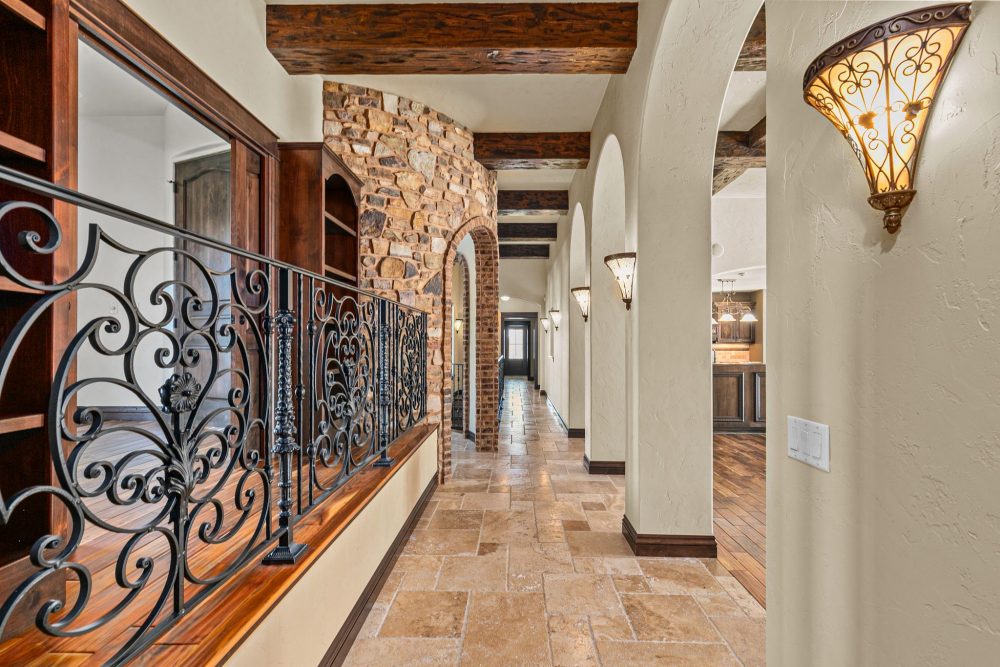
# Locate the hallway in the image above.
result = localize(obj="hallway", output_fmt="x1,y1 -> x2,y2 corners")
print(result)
344,379 -> 764,666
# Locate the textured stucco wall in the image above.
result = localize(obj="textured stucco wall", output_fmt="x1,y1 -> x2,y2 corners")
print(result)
768,1 -> 1000,664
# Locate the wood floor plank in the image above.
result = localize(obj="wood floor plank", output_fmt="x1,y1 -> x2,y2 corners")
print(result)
714,432 -> 766,607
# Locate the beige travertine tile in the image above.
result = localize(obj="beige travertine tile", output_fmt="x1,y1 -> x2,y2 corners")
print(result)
344,638 -> 461,667
428,509 -> 484,530
620,594 -> 721,642
405,529 -> 480,556
573,557 -> 643,575
548,614 -> 599,667
460,592 -> 549,666
394,554 -> 444,573
509,542 -> 575,576
437,551 -> 508,592
379,591 -> 468,638
480,510 -> 538,543
552,479 -> 619,495
612,575 -> 651,593
566,530 -> 634,558
461,491 -> 511,510
543,574 -> 623,616
399,569 -> 441,591
356,601 -> 389,639
638,558 -> 726,595
595,640 -> 739,667
695,592 -> 746,617
589,612 -> 634,641
584,510 -> 623,532
717,574 -> 767,618
712,616 -> 766,667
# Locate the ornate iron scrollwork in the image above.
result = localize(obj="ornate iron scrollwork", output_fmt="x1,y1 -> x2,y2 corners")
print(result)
0,165 -> 428,665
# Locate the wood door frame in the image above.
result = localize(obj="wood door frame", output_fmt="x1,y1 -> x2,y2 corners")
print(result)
69,0 -> 278,258
501,312 -> 538,383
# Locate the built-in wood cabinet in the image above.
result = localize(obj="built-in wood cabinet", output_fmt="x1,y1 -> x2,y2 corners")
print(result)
713,363 -> 765,432
276,142 -> 362,284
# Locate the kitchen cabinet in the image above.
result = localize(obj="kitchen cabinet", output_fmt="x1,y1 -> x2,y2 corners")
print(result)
713,363 -> 765,432
712,302 -> 756,343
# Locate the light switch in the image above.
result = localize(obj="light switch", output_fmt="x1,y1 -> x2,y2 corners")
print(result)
787,416 -> 830,472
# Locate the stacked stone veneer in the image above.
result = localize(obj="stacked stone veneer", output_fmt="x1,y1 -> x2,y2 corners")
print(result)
322,82 -> 500,475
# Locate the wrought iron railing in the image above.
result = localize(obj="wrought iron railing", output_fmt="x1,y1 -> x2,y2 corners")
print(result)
498,355 -> 505,421
0,166 -> 427,664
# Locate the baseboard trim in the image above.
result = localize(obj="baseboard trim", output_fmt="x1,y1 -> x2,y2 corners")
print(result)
567,428 -> 585,439
464,430 -> 476,443
583,455 -> 624,475
534,383 -> 540,390
320,475 -> 438,666
539,389 -> 547,396
622,515 -> 717,558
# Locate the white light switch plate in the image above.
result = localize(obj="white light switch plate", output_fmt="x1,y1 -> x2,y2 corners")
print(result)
787,416 -> 830,472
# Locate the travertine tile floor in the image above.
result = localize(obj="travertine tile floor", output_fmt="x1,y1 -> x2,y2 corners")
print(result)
344,379 -> 765,666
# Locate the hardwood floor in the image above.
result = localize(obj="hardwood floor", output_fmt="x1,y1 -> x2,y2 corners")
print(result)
713,432 -> 766,607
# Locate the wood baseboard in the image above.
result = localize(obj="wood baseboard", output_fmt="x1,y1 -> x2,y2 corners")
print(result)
320,475 -> 438,666
583,455 -> 624,475
567,428 -> 585,439
539,389 -> 547,396
622,515 -> 717,558
464,430 -> 476,442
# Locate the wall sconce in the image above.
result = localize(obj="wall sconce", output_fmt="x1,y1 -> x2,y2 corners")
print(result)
603,252 -> 636,310
549,309 -> 562,331
571,287 -> 591,322
540,317 -> 550,333
454,318 -> 463,333
803,3 -> 972,234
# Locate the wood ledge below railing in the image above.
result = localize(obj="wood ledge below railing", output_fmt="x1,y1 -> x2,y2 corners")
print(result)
151,422 -> 438,665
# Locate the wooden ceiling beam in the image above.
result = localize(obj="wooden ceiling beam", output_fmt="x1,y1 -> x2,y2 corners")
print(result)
498,223 -> 558,242
497,191 -> 569,216
713,117 -> 765,194
476,133 -> 589,170
735,6 -> 766,71
267,3 -> 638,75
499,244 -> 550,259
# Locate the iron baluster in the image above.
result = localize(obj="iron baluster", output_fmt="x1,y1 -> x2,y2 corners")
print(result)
262,269 -> 307,564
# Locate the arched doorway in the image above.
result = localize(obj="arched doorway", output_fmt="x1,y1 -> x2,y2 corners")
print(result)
588,136 -> 627,471
441,218 -> 500,480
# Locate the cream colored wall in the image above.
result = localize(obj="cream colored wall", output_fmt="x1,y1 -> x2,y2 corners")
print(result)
123,0 -> 322,141
768,1 -> 1000,665
227,428 -> 439,667
542,0 -> 759,537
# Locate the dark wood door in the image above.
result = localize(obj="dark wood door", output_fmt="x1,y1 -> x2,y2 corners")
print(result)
173,151 -> 232,411
503,322 -> 530,376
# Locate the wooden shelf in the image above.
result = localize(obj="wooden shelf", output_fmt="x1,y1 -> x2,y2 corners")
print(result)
0,129 -> 46,163
0,0 -> 46,31
325,211 -> 356,237
324,265 -> 357,282
0,413 -> 44,435
0,276 -> 44,295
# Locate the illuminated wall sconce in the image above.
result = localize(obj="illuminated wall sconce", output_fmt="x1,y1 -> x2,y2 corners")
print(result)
454,318 -> 463,333
549,309 -> 562,331
571,287 -> 591,322
541,317 -> 550,333
603,252 -> 637,310
803,3 -> 972,234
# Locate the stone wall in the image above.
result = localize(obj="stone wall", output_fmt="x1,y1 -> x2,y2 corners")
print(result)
322,82 -> 499,472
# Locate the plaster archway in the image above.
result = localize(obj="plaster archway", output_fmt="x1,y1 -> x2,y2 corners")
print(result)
589,136 -> 628,469
623,0 -> 764,539
567,204 -> 589,440
442,217 -> 500,480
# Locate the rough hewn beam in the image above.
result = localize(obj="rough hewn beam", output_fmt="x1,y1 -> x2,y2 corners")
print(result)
498,223 -> 558,242
267,3 -> 638,75
476,133 -> 590,170
713,118 -> 765,194
497,191 -> 569,216
736,6 -> 766,71
499,244 -> 550,259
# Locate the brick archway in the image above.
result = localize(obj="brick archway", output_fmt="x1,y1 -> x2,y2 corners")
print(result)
441,217 -> 500,481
